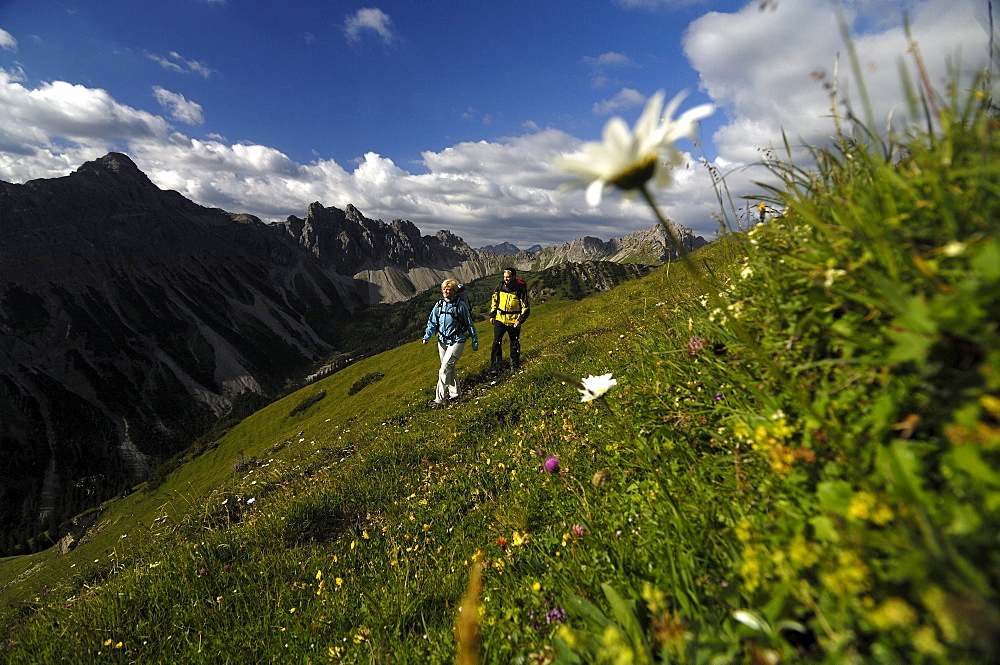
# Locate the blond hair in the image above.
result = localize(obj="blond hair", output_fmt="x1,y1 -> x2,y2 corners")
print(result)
441,279 -> 459,290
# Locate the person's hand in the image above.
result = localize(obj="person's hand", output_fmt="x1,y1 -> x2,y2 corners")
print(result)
513,321 -> 521,328
422,339 -> 428,345
489,318 -> 495,325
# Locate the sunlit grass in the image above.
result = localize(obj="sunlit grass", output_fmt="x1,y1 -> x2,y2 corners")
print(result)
0,241 -> 742,662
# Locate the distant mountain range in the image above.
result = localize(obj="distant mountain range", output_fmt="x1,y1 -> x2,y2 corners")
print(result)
478,242 -> 544,255
0,152 -> 708,552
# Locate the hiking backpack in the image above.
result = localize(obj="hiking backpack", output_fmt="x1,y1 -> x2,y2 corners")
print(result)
456,282 -> 471,313
436,285 -> 472,337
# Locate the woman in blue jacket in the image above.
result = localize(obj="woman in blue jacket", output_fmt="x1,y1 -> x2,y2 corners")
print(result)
422,279 -> 478,406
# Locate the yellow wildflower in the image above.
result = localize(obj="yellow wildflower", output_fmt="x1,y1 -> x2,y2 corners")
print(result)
819,549 -> 870,595
734,520 -> 753,542
641,582 -> 667,614
921,586 -> 959,643
868,597 -> 917,630
981,394 -> 1000,419
740,546 -> 763,593
847,492 -> 875,521
912,625 -> 946,657
871,503 -> 894,525
788,534 -> 819,568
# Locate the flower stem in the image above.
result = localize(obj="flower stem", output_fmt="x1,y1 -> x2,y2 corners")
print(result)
597,395 -> 634,440
639,183 -> 711,293
637,184 -> 788,391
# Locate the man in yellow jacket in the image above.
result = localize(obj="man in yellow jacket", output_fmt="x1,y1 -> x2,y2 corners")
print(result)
489,268 -> 530,372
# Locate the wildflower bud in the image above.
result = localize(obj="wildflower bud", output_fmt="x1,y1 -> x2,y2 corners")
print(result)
571,524 -> 586,538
591,470 -> 611,487
687,336 -> 706,356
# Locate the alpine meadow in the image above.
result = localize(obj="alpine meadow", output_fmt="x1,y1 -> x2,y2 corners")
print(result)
2,35 -> 1000,665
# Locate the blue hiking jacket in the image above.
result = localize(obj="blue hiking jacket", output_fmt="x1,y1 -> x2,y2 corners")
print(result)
423,297 -> 478,347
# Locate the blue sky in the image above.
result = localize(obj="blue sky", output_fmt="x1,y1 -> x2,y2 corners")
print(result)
0,0 -> 992,248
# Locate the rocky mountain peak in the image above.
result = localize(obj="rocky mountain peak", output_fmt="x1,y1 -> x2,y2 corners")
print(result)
87,151 -> 143,175
68,152 -> 160,192
479,241 -> 522,255
434,229 -> 466,249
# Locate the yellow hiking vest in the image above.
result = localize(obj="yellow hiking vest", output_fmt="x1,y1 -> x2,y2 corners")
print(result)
491,288 -> 525,326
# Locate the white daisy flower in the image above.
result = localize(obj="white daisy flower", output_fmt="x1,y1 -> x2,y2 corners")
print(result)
554,91 -> 713,206
579,373 -> 618,402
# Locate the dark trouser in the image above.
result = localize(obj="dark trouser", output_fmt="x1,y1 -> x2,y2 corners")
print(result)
491,321 -> 521,370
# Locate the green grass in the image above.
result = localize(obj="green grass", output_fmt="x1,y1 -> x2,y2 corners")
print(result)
1,80 -> 998,664
0,241 -> 736,663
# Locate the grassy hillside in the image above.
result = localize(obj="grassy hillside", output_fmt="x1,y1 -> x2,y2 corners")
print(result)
2,86 -> 998,664
0,244 -> 735,663
333,261 -> 654,364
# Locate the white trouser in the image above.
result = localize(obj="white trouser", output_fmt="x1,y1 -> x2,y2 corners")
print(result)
436,341 -> 465,403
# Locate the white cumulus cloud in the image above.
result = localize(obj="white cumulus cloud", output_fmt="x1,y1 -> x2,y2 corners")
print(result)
0,0 -> 991,250
152,87 -> 204,125
344,8 -> 395,44
146,51 -> 213,78
684,0 -> 992,163
592,88 -> 646,115
0,28 -> 17,51
584,51 -> 634,67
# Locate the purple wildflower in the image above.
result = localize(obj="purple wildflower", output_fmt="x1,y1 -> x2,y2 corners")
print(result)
714,392 -> 723,402
687,336 -> 707,356
571,524 -> 586,538
546,606 -> 568,624
544,456 -> 560,473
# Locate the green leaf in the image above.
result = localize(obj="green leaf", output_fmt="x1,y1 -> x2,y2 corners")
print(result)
552,633 -> 584,664
945,502 -> 983,536
886,328 -> 935,363
972,238 -> 1000,279
886,293 -> 938,363
816,479 -> 853,515
878,440 -> 926,504
809,515 -> 841,543
601,583 -> 650,663
947,445 -> 1000,487
566,594 -> 613,629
